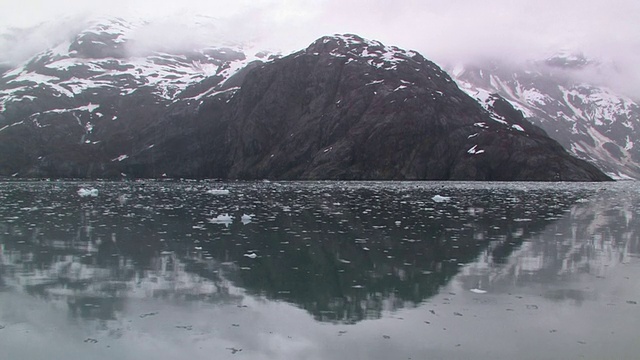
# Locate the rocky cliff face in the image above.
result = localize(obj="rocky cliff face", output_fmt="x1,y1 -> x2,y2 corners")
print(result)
138,35 -> 608,181
0,20 -> 611,181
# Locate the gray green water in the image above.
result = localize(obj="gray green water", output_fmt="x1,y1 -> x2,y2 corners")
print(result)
1,180 -> 639,359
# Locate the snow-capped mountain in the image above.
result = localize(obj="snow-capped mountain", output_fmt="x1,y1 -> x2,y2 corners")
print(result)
0,16 -> 273,111
0,17 -> 277,177
449,54 -> 640,180
0,18 -> 609,181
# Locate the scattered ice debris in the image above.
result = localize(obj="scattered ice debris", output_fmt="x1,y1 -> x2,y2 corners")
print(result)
208,214 -> 233,223
432,195 -> 451,203
352,285 -> 364,289
244,252 -> 257,259
77,188 -> 98,197
338,259 -> 351,264
206,189 -> 230,195
470,288 -> 487,294
512,124 -> 525,132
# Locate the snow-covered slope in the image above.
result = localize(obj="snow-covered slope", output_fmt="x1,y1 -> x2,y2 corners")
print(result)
0,16 -> 274,113
449,55 -> 640,180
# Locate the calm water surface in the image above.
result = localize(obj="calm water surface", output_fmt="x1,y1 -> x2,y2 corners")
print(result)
1,180 -> 639,359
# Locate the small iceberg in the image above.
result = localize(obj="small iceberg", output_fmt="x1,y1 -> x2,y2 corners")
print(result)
244,252 -> 257,259
432,195 -> 450,203
241,214 -> 254,224
207,189 -> 230,195
77,188 -> 99,197
208,214 -> 233,224
470,288 -> 487,294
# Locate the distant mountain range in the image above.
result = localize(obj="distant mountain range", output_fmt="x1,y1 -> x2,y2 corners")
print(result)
0,17 -> 613,181
449,53 -> 640,180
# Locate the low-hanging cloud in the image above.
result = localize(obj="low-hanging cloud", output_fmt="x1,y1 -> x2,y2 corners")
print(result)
2,0 -> 639,96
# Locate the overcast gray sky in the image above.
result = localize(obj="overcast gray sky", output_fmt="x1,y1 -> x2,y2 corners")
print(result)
2,0 -> 640,93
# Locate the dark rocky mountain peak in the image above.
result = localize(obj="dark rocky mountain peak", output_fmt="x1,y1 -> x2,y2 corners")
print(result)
137,34 -> 609,181
0,31 -> 611,181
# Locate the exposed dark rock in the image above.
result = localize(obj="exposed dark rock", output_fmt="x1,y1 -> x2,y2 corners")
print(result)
0,29 -> 612,181
140,35 -> 609,181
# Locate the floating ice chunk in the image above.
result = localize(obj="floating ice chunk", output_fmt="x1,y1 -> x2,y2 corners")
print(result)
511,124 -> 525,132
112,154 -> 129,162
208,214 -> 233,223
339,259 -> 351,264
77,188 -> 98,197
432,195 -> 450,203
206,189 -> 230,195
470,288 -> 487,294
241,214 -> 254,224
244,252 -> 257,259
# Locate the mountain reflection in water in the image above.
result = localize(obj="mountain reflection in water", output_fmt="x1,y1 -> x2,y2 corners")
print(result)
1,181 -> 639,360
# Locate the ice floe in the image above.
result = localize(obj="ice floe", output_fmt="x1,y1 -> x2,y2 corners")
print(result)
208,214 -> 233,223
206,189 -> 230,195
432,195 -> 451,203
241,214 -> 253,224
77,188 -> 99,197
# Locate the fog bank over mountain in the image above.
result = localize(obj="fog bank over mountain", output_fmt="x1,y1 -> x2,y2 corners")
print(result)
2,0 -> 639,97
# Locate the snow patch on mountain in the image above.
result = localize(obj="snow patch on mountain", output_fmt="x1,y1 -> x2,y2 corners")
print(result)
314,34 -> 430,73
